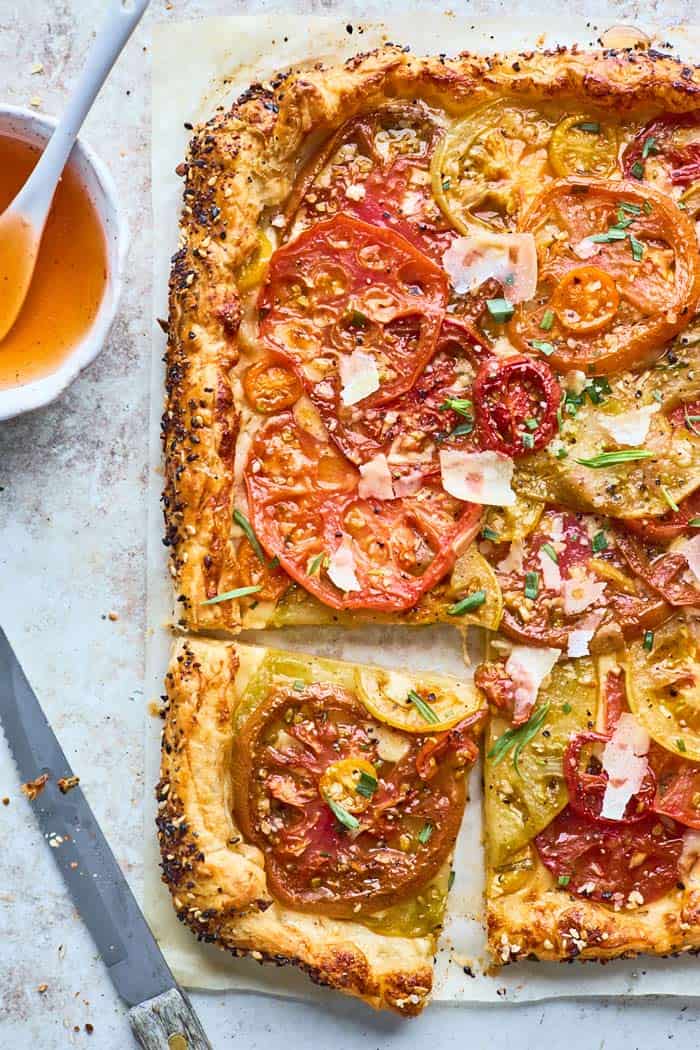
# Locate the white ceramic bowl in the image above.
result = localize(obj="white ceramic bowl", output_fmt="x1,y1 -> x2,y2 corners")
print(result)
0,107 -> 127,421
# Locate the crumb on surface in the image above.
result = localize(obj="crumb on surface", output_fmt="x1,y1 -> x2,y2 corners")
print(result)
21,773 -> 49,800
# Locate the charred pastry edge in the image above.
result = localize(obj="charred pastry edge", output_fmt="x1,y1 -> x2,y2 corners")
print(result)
158,635 -> 485,1016
163,44 -> 700,635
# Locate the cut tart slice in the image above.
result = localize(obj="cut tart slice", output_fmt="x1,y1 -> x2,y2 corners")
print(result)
483,635 -> 700,964
158,637 -> 485,1015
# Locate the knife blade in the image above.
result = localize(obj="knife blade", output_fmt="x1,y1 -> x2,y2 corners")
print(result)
0,627 -> 212,1050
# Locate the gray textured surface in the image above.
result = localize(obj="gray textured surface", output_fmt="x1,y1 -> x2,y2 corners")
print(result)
0,1 -> 699,1046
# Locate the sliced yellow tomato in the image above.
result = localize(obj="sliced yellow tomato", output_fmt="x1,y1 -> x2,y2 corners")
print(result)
362,862 -> 451,939
237,230 -> 273,292
488,843 -> 536,895
319,757 -> 378,814
243,357 -> 302,413
431,100 -> 553,233
484,658 -> 598,867
483,494 -> 544,543
445,545 -> 503,630
548,114 -> 618,178
355,666 -> 484,733
626,616 -> 700,761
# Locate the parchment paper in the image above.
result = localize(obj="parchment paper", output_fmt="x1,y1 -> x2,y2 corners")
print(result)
146,13 -> 700,1004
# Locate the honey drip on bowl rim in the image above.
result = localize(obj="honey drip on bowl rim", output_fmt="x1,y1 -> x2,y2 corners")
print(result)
0,134 -> 108,391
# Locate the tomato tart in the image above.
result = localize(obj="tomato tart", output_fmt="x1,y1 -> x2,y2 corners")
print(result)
162,42 -> 700,993
157,638 -> 485,1014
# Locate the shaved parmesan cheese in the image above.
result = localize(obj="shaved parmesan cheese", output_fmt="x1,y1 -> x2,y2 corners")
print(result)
442,232 -> 537,304
358,453 -> 395,500
506,645 -> 561,724
345,183 -> 366,201
600,713 -> 650,821
600,404 -> 659,446
538,548 -> 562,592
681,533 -> 700,583
327,536 -> 361,593
563,574 -> 606,615
373,724 -> 412,763
498,538 -> 524,575
439,449 -> 516,506
567,628 -> 595,658
573,236 -> 600,260
339,350 -> 380,406
392,470 -> 424,498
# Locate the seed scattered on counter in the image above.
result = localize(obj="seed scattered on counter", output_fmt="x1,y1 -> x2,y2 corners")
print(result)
85,1023 -> 94,1034
30,62 -> 44,74
37,983 -> 48,994
2,797 -> 9,806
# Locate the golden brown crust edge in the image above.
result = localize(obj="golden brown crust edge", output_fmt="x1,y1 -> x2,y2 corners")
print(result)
157,636 -> 437,1016
487,857 -> 700,966
162,44 -> 700,635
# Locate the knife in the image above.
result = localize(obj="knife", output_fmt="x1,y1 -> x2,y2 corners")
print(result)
0,627 -> 212,1050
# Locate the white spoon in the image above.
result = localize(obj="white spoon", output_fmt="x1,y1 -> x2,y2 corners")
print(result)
0,0 -> 150,343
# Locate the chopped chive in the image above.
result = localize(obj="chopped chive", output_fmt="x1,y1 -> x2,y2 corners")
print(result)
448,870 -> 456,891
652,390 -> 663,403
575,450 -> 654,468
447,589 -> 487,616
347,308 -> 369,328
524,571 -> 539,600
530,339 -> 555,356
306,551 -> 327,576
418,822 -> 434,845
488,702 -> 551,776
293,679 -> 305,691
629,234 -> 644,261
643,200 -> 653,215
562,702 -> 572,714
592,530 -> 608,553
689,518 -> 700,527
481,526 -> 501,542
643,630 -> 654,652
575,121 -> 600,133
555,447 -> 568,459
525,417 -> 539,431
442,177 -> 451,191
540,309 -> 555,331
619,201 -> 642,215
356,771 -> 378,798
407,689 -> 441,725
642,136 -> 658,160
661,485 -> 680,512
440,397 -> 473,416
233,508 -> 268,565
486,298 -> 514,322
613,213 -> 634,230
677,738 -> 687,754
522,432 -> 535,449
630,160 -> 645,179
558,875 -> 571,887
326,798 -> 360,831
684,409 -> 700,437
541,542 -> 558,564
448,420 -> 475,439
201,584 -> 263,605
591,228 -> 627,243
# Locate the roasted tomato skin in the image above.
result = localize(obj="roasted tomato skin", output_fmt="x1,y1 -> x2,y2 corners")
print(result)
535,805 -> 684,905
563,730 -> 656,825
473,355 -> 560,457
232,682 -> 474,918
614,529 -> 700,607
651,746 -> 700,830
622,488 -> 700,544
622,112 -> 700,186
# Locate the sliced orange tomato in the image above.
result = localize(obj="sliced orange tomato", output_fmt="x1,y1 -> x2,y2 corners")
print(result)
242,357 -> 302,414
319,757 -> 379,815
549,265 -> 619,336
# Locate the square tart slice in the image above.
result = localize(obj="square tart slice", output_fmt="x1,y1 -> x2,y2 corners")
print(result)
484,646 -> 700,966
158,637 -> 485,1015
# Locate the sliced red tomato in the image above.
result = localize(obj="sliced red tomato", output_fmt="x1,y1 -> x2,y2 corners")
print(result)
315,314 -> 489,471
244,411 -> 482,612
603,668 -> 625,734
259,213 -> 448,417
623,488 -> 700,544
472,355 -> 560,457
650,744 -> 700,830
564,730 -> 656,824
284,102 -> 454,261
490,509 -> 669,649
535,805 -> 684,905
623,112 -> 700,186
231,681 -> 473,917
510,178 -> 700,374
615,529 -> 700,607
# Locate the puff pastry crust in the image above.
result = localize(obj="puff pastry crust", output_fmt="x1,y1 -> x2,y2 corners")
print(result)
158,636 -> 481,1015
163,44 -> 700,635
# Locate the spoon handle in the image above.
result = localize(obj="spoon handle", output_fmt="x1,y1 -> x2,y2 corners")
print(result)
19,0 -> 151,225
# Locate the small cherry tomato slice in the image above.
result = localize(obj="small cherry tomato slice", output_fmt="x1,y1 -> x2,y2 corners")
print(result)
473,355 -> 560,456
259,213 -> 448,412
535,805 -> 684,905
549,265 -> 620,335
245,412 -> 482,612
623,112 -> 700,187
242,357 -> 302,413
510,178 -> 700,374
284,102 -> 453,262
548,115 -> 618,178
237,230 -> 274,292
650,745 -> 700,830
491,509 -> 670,650
615,529 -> 700,607
232,681 -> 472,918
564,730 -> 656,824
622,488 -> 700,544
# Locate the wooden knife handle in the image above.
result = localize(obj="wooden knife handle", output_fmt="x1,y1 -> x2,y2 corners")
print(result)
128,987 -> 213,1050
